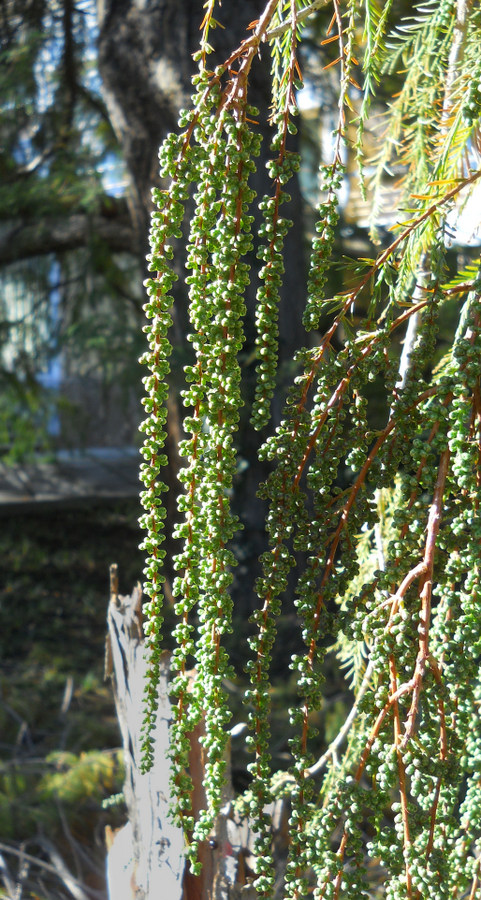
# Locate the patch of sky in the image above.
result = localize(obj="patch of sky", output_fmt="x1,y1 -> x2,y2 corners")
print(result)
29,0 -> 127,195
445,145 -> 481,247
297,76 -> 349,210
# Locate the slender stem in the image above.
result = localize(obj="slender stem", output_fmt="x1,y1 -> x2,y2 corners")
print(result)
390,655 -> 413,898
468,859 -> 481,900
395,259 -> 430,392
305,656 -> 375,777
266,0 -> 332,40
424,656 -> 449,861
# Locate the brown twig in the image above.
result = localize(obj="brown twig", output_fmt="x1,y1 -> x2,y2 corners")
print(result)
390,655 -> 414,898
424,656 -> 449,861
402,448 -> 450,745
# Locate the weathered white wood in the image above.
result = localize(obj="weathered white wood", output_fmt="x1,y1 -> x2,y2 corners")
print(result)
105,578 -> 185,900
105,572 -> 289,899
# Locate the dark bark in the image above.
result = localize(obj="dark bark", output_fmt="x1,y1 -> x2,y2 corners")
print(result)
62,0 -> 77,127
96,0 -> 197,241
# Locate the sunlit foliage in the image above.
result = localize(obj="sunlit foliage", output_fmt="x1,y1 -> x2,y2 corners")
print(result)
139,2 -> 481,897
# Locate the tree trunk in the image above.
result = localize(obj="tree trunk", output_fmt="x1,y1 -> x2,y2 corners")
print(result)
96,0 -> 305,346
105,570 -> 289,899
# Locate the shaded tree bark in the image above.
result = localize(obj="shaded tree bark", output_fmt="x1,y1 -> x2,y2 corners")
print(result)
96,0 -> 195,242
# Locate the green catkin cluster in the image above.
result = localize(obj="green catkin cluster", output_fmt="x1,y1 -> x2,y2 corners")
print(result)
167,83 -> 262,866
251,9 -> 301,431
137,3 -> 481,897
139,130 -> 194,769
246,399 -> 308,893
461,54 -> 481,126
303,0 -> 358,334
305,293 -> 481,900
251,113 -> 300,431
459,5 -> 481,126
302,163 -> 345,332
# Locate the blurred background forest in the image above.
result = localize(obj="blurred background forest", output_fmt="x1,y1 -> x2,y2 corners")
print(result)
1,1 -> 480,897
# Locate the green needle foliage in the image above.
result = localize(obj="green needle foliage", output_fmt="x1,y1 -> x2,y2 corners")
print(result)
138,1 -> 481,897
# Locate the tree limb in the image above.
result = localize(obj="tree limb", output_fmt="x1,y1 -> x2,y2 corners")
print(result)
0,212 -> 139,265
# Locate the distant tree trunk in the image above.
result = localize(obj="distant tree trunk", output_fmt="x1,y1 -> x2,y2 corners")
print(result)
96,0 -> 305,343
105,570 -> 289,899
96,1 -> 307,613
96,0 -> 194,243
